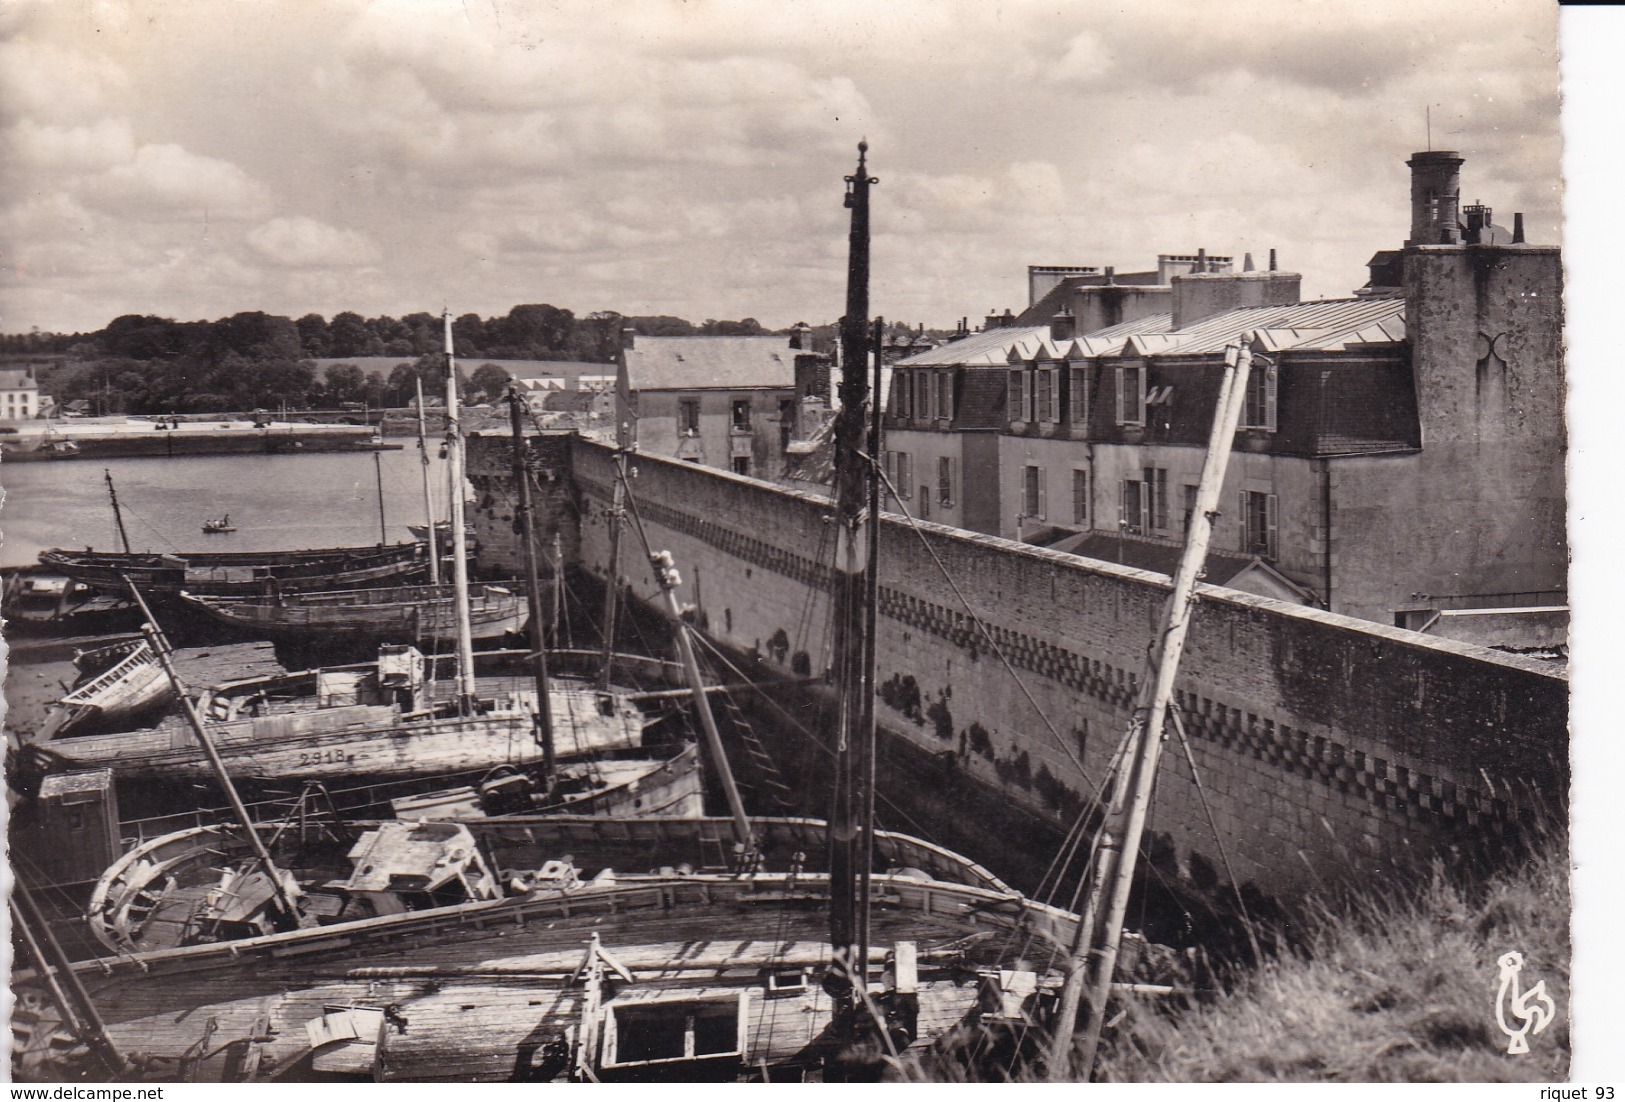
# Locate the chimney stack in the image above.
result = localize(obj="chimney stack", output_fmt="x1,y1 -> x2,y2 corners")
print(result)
1406,150 -> 1465,247
1513,212 -> 1525,244
1269,248 -> 1278,271
1196,247 -> 1208,273
621,324 -> 638,350
1050,306 -> 1075,343
790,321 -> 813,350
1104,265 -> 1116,285
1243,252 -> 1256,273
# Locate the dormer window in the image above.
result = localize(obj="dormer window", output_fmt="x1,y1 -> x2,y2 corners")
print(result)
1038,368 -> 1058,424
1008,369 -> 1027,424
1240,361 -> 1278,432
1115,365 -> 1146,426
1069,365 -> 1090,427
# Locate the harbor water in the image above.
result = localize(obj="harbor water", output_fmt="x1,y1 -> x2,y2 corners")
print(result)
0,446 -> 452,569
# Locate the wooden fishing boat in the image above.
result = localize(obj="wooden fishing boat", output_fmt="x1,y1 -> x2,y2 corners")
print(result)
36,638 -> 174,739
200,515 -> 236,534
16,814 -> 1076,1083
31,645 -> 658,784
38,541 -> 427,599
85,750 -> 711,955
178,580 -> 529,644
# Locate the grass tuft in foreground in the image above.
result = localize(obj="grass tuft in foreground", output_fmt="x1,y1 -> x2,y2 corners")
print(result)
1094,824 -> 1569,1083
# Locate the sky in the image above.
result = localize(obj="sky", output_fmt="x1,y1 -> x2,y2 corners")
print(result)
0,0 -> 1562,335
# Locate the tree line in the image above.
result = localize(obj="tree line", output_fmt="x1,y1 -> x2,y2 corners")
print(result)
11,306 -> 778,416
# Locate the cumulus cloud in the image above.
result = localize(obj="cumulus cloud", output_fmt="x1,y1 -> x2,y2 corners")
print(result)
76,143 -> 271,219
247,216 -> 381,268
0,0 -> 1563,332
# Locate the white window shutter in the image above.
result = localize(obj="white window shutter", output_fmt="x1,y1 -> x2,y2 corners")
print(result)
1266,492 -> 1279,557
1265,365 -> 1279,432
1120,480 -> 1129,525
1239,491 -> 1248,550
1036,468 -> 1047,519
1135,368 -> 1147,425
1115,368 -> 1125,423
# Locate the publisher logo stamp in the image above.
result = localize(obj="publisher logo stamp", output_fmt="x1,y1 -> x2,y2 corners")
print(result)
1494,950 -> 1555,1055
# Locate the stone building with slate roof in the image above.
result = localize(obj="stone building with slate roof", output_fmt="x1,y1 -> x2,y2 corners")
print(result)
883,149 -> 1563,634
621,325 -> 825,483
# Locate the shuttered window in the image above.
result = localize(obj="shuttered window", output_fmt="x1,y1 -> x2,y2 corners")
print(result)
1115,365 -> 1146,426
1144,466 -> 1168,530
1022,465 -> 1046,519
1119,479 -> 1145,534
1069,366 -> 1089,426
1241,490 -> 1279,558
1241,362 -> 1279,431
1038,369 -> 1057,423
1008,370 -> 1026,424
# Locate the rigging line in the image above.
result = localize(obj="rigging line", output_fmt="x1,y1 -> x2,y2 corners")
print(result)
685,627 -> 940,844
998,723 -> 1142,975
1167,703 -> 1263,963
117,502 -> 180,553
870,459 -> 1201,930
869,461 -> 1102,798
11,851 -> 149,972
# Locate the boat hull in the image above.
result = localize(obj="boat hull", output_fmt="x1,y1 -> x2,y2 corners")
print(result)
39,542 -> 426,598
21,817 -> 1065,1083
41,639 -> 174,738
39,685 -> 647,784
180,581 -> 531,644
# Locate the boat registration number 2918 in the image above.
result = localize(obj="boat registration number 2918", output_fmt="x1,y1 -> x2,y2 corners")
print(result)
296,749 -> 357,767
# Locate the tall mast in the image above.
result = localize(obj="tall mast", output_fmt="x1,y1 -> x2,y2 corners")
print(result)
827,140 -> 878,1013
598,334 -> 633,689
444,310 -> 477,713
416,375 -> 441,586
125,580 -> 304,931
103,468 -> 131,554
507,386 -> 557,788
1046,336 -> 1257,1079
11,887 -> 127,1077
374,450 -> 388,545
857,314 -> 884,971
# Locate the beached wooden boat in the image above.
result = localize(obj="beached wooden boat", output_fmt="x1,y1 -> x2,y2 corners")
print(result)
85,746 -> 709,955
37,638 -> 174,739
15,814 -> 1076,1083
32,645 -> 663,785
38,542 -> 427,599
178,580 -> 529,644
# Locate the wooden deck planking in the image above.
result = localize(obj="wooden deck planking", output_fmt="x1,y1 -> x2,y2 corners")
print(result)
81,896 -> 1000,1077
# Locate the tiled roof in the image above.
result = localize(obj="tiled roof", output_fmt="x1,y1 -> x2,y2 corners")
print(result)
0,368 -> 37,389
626,336 -> 797,390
